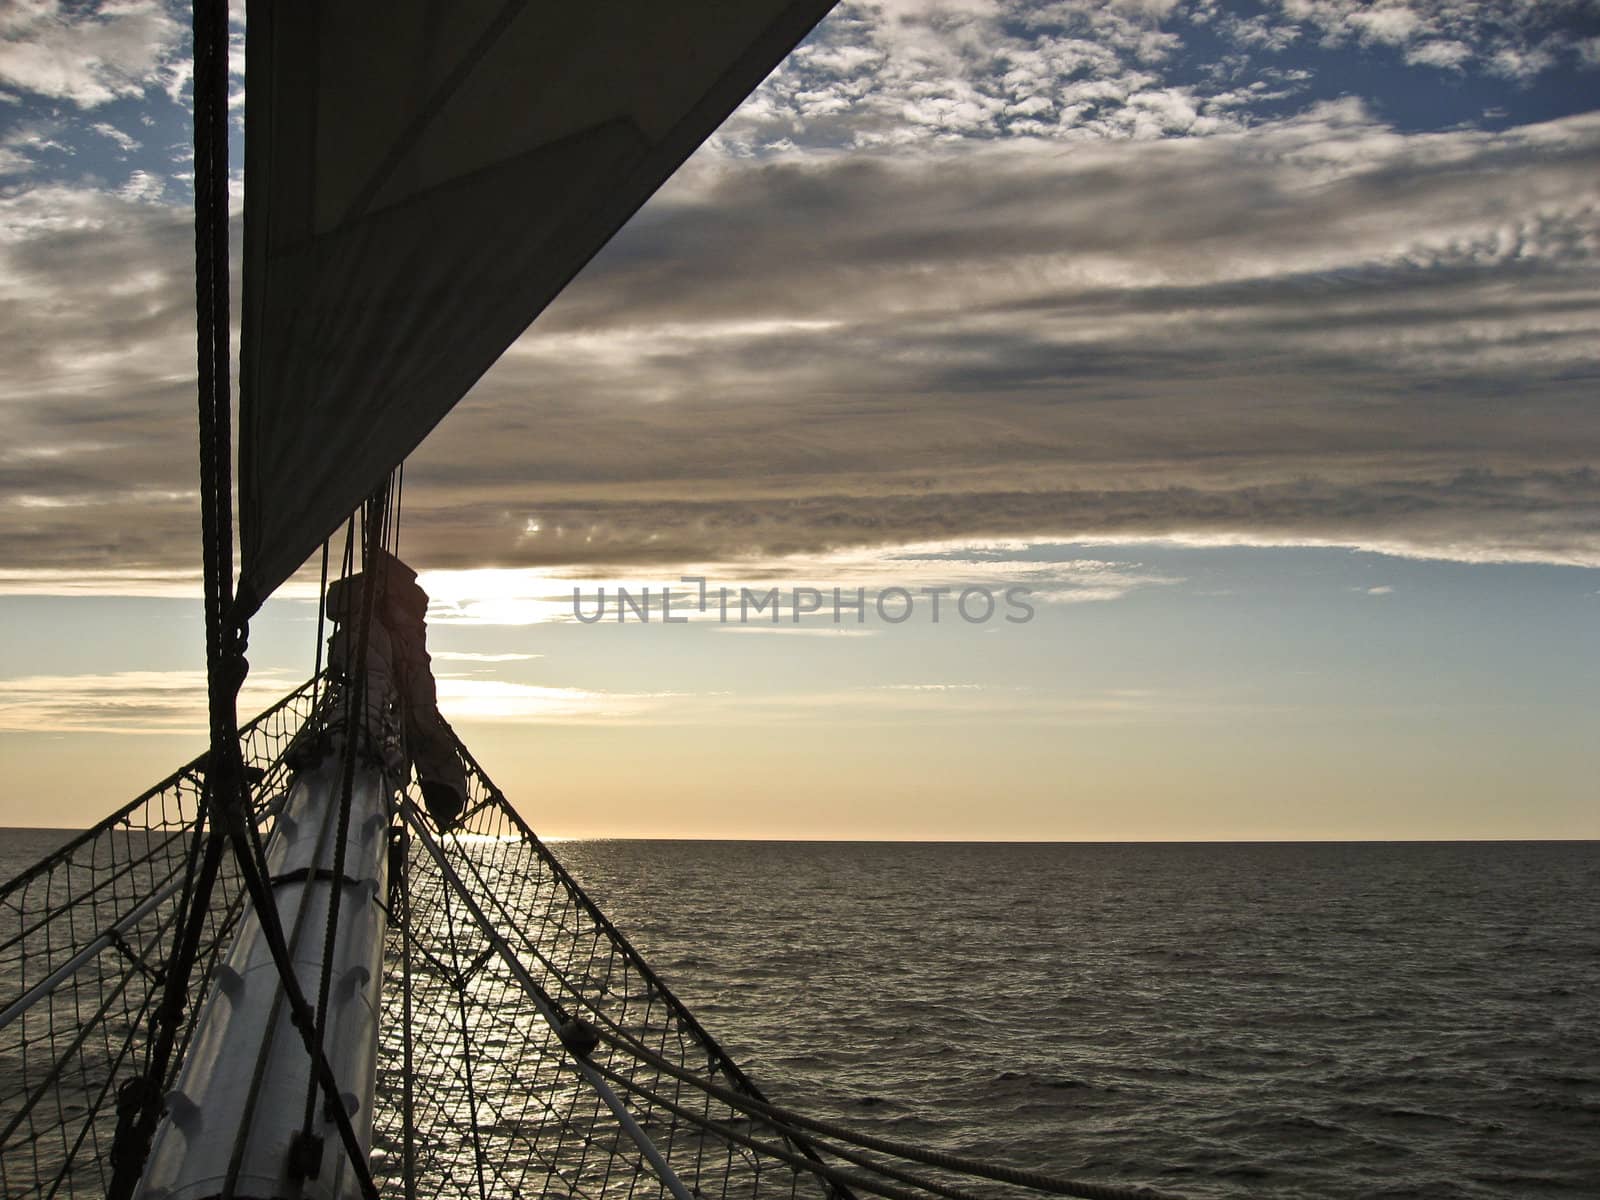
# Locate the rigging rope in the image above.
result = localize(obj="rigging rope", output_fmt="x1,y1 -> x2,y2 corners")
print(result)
162,4 -> 381,1193
585,1024 -> 1183,1200
590,1060 -> 984,1200
392,462 -> 404,556
300,487 -> 387,1161
106,5 -> 239,1192
310,536 -> 331,722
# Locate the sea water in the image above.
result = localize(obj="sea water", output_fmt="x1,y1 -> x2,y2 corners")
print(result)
553,839 -> 1600,1199
4,834 -> 1596,1198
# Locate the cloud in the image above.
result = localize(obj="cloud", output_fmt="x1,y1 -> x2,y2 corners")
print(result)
90,121 -> 140,153
705,0 -> 1597,157
416,542 -> 1175,626
1268,0 -> 1595,77
714,625 -> 880,637
0,665 -> 660,732
118,168 -> 165,201
432,678 -> 677,724
430,651 -> 544,663
0,1 -> 184,109
0,99 -> 1598,592
1406,39 -> 1472,70
0,667 -> 300,734
433,675 -> 1250,729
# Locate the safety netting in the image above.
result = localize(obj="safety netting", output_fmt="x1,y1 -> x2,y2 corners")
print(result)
0,681 -> 842,1200
376,742 -> 842,1200
0,678 -> 322,1199
3,676 -> 1164,1200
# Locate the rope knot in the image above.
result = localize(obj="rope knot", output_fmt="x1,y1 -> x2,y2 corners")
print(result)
558,1015 -> 601,1061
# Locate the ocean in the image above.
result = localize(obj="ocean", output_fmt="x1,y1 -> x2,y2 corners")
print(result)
3,833 -> 1597,1198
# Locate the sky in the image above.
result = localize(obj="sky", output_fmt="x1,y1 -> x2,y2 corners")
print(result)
0,0 -> 1597,839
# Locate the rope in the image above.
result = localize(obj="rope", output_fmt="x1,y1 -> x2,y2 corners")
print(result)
180,1 -> 376,1188
224,776 -> 346,1197
311,537 -> 330,721
395,827 -> 418,1200
392,463 -> 404,556
587,1025 -> 1182,1200
300,490 -> 385,1151
590,1060 -> 966,1200
213,799 -> 380,1200
428,733 -> 858,1199
593,1059 -> 989,1200
107,5 -> 238,1190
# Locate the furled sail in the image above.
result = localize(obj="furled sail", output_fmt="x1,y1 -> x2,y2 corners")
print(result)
236,0 -> 837,617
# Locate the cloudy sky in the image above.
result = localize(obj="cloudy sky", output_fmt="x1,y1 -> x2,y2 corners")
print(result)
1,0 -> 1596,838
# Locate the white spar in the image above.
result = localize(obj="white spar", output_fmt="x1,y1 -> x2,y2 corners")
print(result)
136,756 -> 391,1200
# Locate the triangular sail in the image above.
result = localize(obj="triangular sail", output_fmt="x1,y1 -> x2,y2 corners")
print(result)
236,0 -> 838,617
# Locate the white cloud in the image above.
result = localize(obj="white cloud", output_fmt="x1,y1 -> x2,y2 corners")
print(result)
433,678 -> 680,724
1488,43 -> 1555,81
0,54 -> 1597,589
118,168 -> 164,202
89,121 -> 140,153
408,542 -> 1177,627
713,625 -> 880,637
1346,5 -> 1424,47
1406,39 -> 1472,69
0,0 -> 184,108
430,651 -> 544,663
0,668 -> 301,734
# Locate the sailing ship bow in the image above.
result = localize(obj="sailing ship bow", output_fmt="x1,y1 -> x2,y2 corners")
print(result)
1,6 -> 1188,1198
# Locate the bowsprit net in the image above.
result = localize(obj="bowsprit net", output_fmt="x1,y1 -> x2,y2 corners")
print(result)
0,679 -> 323,1199
3,677 -> 1176,1200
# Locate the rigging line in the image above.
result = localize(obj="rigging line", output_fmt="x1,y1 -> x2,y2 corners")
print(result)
192,0 -> 222,658
224,763 -> 349,1200
439,874 -> 491,1200
342,511 -> 356,588
429,738 -> 857,1199
421,812 -> 818,1173
600,1051 -> 1089,1200
754,1117 -> 992,1200
443,745 -> 764,1088
586,1026 -> 1185,1200
590,1062 -> 951,1200
210,796 -> 380,1200
104,834 -> 226,1200
301,489 -> 385,1145
1,873 -> 192,1152
392,462 -> 404,557
312,537 -> 331,720
394,795 -> 697,1200
396,827 -> 417,1200
0,875 -> 182,1033
423,824 -> 825,1181
41,953 -> 169,1200
1,822 -> 196,969
384,470 -> 396,556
